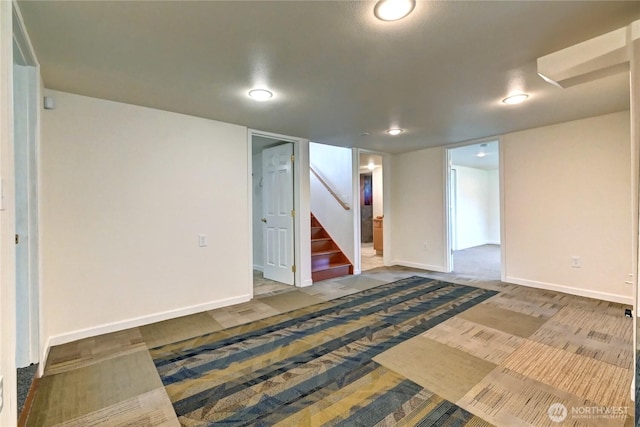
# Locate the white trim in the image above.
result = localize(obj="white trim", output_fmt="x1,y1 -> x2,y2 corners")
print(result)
391,259 -> 446,273
41,294 -> 251,367
498,136 -> 507,282
505,276 -> 633,305
299,278 -> 313,288
443,149 -> 452,272
253,264 -> 264,272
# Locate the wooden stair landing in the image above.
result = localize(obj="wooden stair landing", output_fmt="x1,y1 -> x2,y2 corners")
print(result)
311,214 -> 353,282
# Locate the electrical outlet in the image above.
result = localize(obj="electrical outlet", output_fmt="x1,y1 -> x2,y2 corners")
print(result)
198,234 -> 208,247
423,242 -> 428,251
571,256 -> 581,268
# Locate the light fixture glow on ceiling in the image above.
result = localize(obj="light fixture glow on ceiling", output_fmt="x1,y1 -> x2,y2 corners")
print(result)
248,88 -> 273,101
374,0 -> 416,21
476,143 -> 488,157
386,128 -> 404,136
367,162 -> 375,171
502,93 -> 529,105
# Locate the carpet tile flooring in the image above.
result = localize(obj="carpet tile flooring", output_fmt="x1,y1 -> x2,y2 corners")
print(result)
22,265 -> 634,426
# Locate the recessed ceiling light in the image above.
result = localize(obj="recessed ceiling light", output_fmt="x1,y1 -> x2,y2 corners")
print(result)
386,128 -> 404,136
502,93 -> 529,105
476,152 -> 487,158
248,88 -> 273,101
374,0 -> 416,21
367,162 -> 375,171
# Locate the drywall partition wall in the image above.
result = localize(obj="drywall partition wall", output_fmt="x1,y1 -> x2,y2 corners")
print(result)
252,151 -> 263,270
309,142 -> 354,263
487,169 -> 500,244
40,90 -> 251,349
390,146 -> 446,271
503,111 -> 632,303
453,165 -> 489,250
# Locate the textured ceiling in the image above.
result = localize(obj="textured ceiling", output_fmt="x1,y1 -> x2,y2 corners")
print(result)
17,1 -> 640,154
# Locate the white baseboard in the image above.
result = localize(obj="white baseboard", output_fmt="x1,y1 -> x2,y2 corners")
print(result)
486,240 -> 501,245
505,276 -> 633,305
299,278 -> 313,288
253,264 -> 264,272
391,260 -> 446,273
41,294 -> 251,368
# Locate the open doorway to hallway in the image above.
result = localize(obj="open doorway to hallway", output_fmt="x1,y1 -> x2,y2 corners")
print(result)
359,153 -> 384,271
447,141 -> 502,280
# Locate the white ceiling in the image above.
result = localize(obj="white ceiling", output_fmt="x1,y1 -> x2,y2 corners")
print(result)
17,1 -> 639,154
450,141 -> 499,170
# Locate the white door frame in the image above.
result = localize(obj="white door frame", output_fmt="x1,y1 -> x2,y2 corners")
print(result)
352,148 -> 391,274
13,3 -> 41,368
444,138 -> 505,281
247,129 -> 312,294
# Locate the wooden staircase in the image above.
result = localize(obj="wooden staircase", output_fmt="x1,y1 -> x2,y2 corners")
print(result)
311,214 -> 353,282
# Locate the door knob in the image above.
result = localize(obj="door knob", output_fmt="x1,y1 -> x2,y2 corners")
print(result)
261,218 -> 267,223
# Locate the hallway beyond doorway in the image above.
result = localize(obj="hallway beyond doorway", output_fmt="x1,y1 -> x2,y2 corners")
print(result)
361,243 -> 384,271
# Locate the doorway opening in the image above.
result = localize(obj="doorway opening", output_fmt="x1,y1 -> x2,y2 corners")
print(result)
359,153 -> 384,271
251,134 -> 296,296
447,141 -> 501,279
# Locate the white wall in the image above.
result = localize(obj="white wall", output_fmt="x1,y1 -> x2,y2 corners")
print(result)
309,142 -> 354,263
487,169 -> 500,244
451,165 -> 500,249
252,151 -> 263,270
503,111 -> 632,303
453,165 -> 489,250
390,146 -> 446,271
40,90 -> 251,352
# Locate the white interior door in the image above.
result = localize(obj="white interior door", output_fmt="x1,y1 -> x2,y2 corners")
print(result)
262,143 -> 295,285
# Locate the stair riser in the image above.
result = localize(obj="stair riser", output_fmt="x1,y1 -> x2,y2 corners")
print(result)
312,253 -> 349,270
311,240 -> 334,252
312,265 -> 351,282
311,228 -> 328,239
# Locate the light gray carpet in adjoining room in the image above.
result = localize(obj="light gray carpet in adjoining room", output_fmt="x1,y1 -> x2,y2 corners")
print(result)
453,244 -> 501,280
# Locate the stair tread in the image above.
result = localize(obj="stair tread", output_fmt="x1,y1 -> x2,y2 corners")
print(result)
311,237 -> 332,242
311,249 -> 341,256
312,262 -> 352,272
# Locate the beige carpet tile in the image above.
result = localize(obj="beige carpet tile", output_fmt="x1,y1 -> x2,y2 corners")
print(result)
140,312 -> 224,349
258,289 -> 325,312
422,316 -> 525,364
457,302 -> 548,338
207,299 -> 282,328
502,340 -> 632,409
333,274 -> 388,291
253,270 -> 294,296
483,292 -> 561,319
530,312 -> 632,369
297,281 -> 360,300
44,328 -> 145,376
459,367 -> 628,427
51,388 -> 179,427
545,305 -> 633,342
374,336 -> 497,403
27,350 -> 162,426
